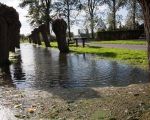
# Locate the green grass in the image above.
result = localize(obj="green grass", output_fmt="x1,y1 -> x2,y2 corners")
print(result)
91,110 -> 109,120
71,47 -> 147,67
42,42 -> 148,68
92,40 -> 146,45
20,39 -> 29,43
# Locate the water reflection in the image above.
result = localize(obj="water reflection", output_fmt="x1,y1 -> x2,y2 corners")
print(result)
0,65 -> 14,87
1,44 -> 150,89
10,53 -> 25,81
58,53 -> 69,88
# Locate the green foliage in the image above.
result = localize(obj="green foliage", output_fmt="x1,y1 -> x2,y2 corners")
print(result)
19,0 -> 52,27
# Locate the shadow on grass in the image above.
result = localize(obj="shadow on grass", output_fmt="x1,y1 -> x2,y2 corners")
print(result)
69,45 -> 116,58
96,52 -> 117,58
87,45 -> 102,49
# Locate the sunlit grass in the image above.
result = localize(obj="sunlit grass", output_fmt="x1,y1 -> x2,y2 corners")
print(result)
92,40 -> 146,45
20,39 -> 29,43
42,42 -> 148,68
71,46 -> 147,67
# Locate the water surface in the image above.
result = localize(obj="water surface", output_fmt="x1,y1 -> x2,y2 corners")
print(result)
0,44 -> 149,89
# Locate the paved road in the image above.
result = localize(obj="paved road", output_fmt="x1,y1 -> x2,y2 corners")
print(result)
87,43 -> 147,51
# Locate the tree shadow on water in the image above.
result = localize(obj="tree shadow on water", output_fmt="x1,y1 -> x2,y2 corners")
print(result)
0,51 -> 24,88
0,65 -> 14,87
36,53 -> 101,101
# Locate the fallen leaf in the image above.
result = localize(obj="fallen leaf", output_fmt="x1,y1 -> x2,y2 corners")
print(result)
14,104 -> 22,108
27,108 -> 36,113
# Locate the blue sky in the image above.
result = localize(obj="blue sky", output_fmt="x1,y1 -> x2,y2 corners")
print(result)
1,0 -> 127,35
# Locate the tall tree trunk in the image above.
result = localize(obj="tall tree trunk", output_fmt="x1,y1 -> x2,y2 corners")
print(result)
132,0 -> 136,30
138,0 -> 150,68
44,0 -> 52,43
112,0 -> 116,30
67,1 -> 72,41
46,9 -> 50,35
91,14 -> 95,39
0,17 -> 9,65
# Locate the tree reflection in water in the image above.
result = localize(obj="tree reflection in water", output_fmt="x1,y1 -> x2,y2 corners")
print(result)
1,44 -> 149,89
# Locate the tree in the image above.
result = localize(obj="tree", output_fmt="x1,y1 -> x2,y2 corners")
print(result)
138,0 -> 150,67
0,3 -> 21,65
107,12 -> 123,30
79,0 -> 103,39
103,0 -> 127,30
125,0 -> 143,30
52,0 -> 78,41
19,0 -> 52,33
95,18 -> 107,31
52,19 -> 69,53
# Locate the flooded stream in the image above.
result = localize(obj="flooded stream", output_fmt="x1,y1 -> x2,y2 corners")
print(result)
0,44 -> 149,89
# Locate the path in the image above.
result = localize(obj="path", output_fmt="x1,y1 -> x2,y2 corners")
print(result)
87,43 -> 147,51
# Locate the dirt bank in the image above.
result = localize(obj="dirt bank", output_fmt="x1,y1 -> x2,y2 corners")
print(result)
0,82 -> 150,120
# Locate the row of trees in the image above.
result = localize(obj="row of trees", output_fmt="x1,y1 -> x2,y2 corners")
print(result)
19,0 -> 143,39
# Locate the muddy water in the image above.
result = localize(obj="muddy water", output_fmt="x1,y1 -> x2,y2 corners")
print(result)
0,44 -> 149,89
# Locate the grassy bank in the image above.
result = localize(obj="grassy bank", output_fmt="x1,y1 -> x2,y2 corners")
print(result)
42,42 -> 148,68
92,40 -> 146,45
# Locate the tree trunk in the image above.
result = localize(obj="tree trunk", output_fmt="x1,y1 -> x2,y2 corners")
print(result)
39,24 -> 50,47
8,24 -> 16,52
41,31 -> 50,47
29,36 -> 32,43
56,34 -> 69,53
91,14 -> 95,39
52,19 -> 69,53
30,31 -> 35,44
9,21 -> 21,52
67,1 -> 72,41
32,32 -> 37,44
112,0 -> 116,30
37,32 -> 41,46
34,29 -> 41,46
0,17 -> 9,65
132,0 -> 136,30
138,0 -> 150,68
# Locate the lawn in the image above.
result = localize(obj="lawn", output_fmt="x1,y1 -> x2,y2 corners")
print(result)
44,42 -> 148,68
91,40 -> 146,45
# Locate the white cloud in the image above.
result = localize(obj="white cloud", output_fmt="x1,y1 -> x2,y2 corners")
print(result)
0,0 -> 32,35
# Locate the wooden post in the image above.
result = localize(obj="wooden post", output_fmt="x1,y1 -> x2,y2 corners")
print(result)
75,38 -> 78,47
82,38 -> 85,47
